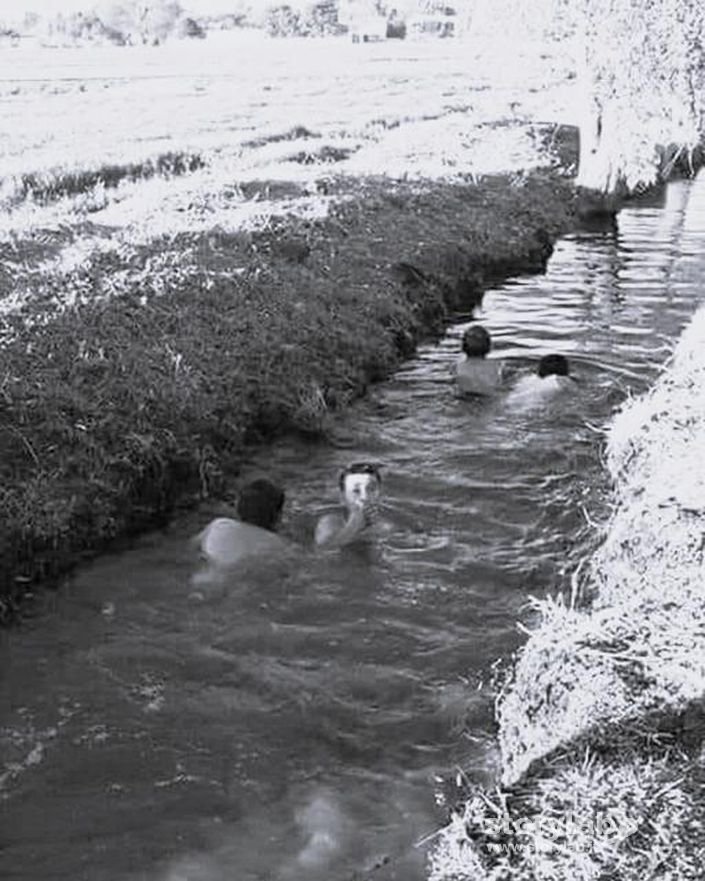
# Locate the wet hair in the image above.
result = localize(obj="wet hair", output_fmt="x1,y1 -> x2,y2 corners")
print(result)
461,325 -> 491,358
338,462 -> 382,491
237,478 -> 285,531
537,354 -> 570,378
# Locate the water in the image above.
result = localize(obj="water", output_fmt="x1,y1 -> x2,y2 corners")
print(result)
2,174 -> 705,881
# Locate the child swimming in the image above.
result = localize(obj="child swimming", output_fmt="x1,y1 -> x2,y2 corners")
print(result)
314,463 -> 382,548
196,478 -> 290,568
455,325 -> 505,396
506,353 -> 576,408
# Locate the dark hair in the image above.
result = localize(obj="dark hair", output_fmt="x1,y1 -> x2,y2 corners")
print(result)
461,325 -> 491,358
237,478 -> 285,530
338,462 -> 382,491
537,354 -> 569,378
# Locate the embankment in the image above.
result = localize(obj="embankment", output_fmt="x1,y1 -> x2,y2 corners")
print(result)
0,172 -> 578,620
430,303 -> 705,880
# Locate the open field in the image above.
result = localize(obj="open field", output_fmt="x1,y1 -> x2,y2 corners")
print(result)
0,30 -> 578,321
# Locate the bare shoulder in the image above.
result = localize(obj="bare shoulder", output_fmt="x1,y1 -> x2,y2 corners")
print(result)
198,517 -> 288,567
507,373 -> 575,409
314,512 -> 346,547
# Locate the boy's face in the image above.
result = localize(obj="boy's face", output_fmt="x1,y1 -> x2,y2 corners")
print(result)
341,471 -> 381,512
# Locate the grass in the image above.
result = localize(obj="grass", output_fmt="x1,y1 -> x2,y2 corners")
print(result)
0,170 -> 579,621
430,725 -> 705,881
9,151 -> 206,208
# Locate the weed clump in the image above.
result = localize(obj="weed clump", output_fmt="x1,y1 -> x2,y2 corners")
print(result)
3,151 -> 205,209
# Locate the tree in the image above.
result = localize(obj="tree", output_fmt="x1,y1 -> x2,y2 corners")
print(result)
97,1 -> 136,41
96,1 -> 183,44
138,1 -> 183,44
178,16 -> 206,38
574,0 -> 705,194
471,0 -> 705,195
264,1 -> 343,36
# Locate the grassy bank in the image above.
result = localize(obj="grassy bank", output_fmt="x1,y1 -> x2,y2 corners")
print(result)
0,170 -> 579,620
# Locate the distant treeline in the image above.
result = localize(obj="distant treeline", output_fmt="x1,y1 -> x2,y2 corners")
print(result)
7,2 -> 205,46
1,1 -> 454,45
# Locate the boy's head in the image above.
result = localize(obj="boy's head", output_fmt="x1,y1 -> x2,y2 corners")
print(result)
461,325 -> 491,358
537,354 -> 570,378
237,478 -> 285,531
339,462 -> 382,511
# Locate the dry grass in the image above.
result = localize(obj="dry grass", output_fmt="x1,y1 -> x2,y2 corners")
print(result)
430,742 -> 705,881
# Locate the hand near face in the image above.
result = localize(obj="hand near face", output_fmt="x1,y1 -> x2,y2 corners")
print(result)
342,472 -> 380,512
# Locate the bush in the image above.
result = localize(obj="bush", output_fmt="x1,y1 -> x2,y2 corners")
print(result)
265,1 -> 344,37
95,1 -> 183,45
178,16 -> 206,39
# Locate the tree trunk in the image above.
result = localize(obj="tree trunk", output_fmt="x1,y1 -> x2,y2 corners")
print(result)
576,97 -> 622,194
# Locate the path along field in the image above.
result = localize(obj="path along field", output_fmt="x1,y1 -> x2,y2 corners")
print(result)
0,30 -> 581,613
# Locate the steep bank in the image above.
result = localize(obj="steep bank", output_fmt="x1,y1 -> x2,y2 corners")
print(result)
430,302 -> 705,880
0,171 -> 579,620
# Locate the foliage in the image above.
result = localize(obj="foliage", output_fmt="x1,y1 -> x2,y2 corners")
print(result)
12,1 -> 186,46
265,1 -> 344,37
471,0 -> 705,194
96,1 -> 184,44
178,16 -> 206,38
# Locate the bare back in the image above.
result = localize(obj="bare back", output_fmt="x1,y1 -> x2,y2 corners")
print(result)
455,358 -> 504,396
198,517 -> 290,568
506,374 -> 575,409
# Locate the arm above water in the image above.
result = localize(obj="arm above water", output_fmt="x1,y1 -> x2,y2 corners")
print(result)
314,506 -> 367,548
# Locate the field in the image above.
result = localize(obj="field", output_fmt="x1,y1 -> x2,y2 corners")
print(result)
0,30 -> 579,318
0,29 -> 581,614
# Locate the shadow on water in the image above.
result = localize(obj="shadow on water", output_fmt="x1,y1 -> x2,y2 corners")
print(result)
2,174 -> 705,881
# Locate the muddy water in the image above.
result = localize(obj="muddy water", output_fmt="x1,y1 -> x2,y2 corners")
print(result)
2,174 -> 705,881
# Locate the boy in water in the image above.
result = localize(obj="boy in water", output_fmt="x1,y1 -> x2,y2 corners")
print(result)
314,463 -> 382,548
197,477 -> 290,568
507,353 -> 576,407
455,324 -> 505,396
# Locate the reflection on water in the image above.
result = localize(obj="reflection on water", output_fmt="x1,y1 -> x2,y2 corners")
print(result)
2,176 -> 705,881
